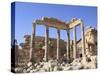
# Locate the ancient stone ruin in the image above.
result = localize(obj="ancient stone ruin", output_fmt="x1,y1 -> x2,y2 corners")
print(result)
13,17 -> 97,73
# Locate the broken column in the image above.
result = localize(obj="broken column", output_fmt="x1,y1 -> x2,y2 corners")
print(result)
57,29 -> 60,60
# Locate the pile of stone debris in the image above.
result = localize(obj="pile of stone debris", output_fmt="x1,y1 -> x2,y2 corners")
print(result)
15,55 -> 97,73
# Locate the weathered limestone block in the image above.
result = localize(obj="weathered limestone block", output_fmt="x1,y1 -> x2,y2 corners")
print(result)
72,62 -> 83,70
42,62 -> 50,71
85,27 -> 97,56
63,66 -> 72,71
81,56 -> 97,69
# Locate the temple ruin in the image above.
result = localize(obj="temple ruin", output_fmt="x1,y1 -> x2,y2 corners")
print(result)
30,17 -> 85,62
13,17 -> 97,73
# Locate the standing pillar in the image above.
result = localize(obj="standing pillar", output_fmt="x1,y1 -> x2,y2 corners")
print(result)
57,29 -> 60,60
44,26 -> 49,61
80,20 -> 85,57
73,26 -> 77,59
30,23 -> 36,62
67,29 -> 70,62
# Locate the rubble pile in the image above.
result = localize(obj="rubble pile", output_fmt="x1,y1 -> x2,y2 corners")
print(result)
15,55 -> 97,73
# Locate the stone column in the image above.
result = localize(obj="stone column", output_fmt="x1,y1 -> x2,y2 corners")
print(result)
80,20 -> 85,57
67,29 -> 70,61
44,26 -> 49,61
57,29 -> 60,60
73,26 -> 77,59
30,23 -> 36,62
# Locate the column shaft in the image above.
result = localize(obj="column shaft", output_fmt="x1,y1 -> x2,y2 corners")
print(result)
73,26 -> 77,59
81,21 -> 85,57
30,23 -> 36,62
44,26 -> 49,61
57,29 -> 60,60
67,29 -> 70,61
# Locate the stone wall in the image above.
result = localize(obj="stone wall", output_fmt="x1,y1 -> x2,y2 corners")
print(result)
15,35 -> 66,66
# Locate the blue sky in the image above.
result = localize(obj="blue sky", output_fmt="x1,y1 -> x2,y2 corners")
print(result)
14,2 -> 97,44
